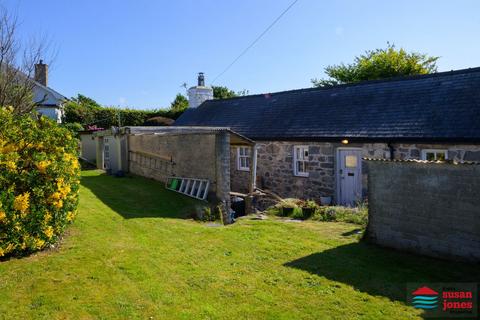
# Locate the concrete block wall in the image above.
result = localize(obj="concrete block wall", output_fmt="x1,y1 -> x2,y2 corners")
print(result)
367,160 -> 480,262
80,133 -> 97,163
129,152 -> 175,182
128,133 -> 219,196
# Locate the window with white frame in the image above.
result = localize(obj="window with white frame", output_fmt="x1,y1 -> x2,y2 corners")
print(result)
237,146 -> 250,171
421,149 -> 448,161
293,145 -> 309,177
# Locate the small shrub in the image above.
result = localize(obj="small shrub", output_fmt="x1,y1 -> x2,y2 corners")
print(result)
268,198 -> 317,220
312,203 -> 368,226
301,200 -> 318,219
0,107 -> 80,257
265,197 -> 368,226
267,198 -> 300,217
194,205 -> 220,222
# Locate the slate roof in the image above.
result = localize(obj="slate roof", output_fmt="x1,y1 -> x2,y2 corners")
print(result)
175,68 -> 480,142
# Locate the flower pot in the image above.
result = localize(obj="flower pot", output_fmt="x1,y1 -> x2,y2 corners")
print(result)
301,207 -> 315,218
281,207 -> 294,216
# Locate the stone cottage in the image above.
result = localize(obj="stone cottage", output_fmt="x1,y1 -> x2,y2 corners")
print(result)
175,69 -> 480,206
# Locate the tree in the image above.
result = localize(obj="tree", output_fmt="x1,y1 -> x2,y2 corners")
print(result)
212,86 -> 249,99
0,7 -> 53,114
170,93 -> 188,112
311,44 -> 439,87
71,94 -> 101,108
63,94 -> 101,125
212,86 -> 237,99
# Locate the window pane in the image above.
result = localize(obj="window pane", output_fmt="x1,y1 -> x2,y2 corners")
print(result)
345,155 -> 357,168
436,152 -> 446,161
426,152 -> 435,161
245,158 -> 250,168
296,160 -> 305,173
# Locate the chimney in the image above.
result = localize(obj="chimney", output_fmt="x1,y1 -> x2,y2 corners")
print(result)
34,60 -> 48,86
198,72 -> 205,86
188,72 -> 213,108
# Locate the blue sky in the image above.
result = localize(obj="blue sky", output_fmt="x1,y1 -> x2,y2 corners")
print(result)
6,0 -> 480,109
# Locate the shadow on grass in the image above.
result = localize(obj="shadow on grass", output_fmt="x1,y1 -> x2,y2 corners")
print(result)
81,171 -> 202,219
285,241 -> 480,302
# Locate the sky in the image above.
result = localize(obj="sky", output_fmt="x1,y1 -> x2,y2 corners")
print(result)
5,0 -> 480,109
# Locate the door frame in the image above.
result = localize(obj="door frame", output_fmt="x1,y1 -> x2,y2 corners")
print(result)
103,136 -> 112,170
335,147 -> 363,205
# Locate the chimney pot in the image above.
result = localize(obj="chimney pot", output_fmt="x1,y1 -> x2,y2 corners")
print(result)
198,72 -> 205,86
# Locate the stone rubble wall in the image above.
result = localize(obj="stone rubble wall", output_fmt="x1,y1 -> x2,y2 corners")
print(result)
230,141 -> 480,203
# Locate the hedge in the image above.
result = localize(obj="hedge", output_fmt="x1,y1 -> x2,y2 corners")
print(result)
0,107 -> 80,257
64,101 -> 183,129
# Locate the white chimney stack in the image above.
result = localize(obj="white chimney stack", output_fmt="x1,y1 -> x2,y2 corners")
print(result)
188,72 -> 213,108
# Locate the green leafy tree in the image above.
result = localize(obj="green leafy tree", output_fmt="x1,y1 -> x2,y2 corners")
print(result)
212,86 -> 237,99
170,93 -> 189,112
64,94 -> 101,125
71,94 -> 102,108
311,44 -> 439,87
212,86 -> 249,99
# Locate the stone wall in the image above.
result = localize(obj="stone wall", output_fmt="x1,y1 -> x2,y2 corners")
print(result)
390,143 -> 480,161
366,160 -> 480,262
229,140 -> 480,204
230,146 -> 251,193
255,141 -> 336,201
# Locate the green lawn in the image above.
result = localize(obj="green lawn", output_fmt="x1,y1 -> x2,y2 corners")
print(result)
0,170 -> 479,319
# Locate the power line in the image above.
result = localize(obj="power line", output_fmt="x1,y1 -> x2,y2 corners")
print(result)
211,0 -> 299,84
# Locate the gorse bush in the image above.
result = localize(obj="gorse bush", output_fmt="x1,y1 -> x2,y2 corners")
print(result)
0,107 -> 80,257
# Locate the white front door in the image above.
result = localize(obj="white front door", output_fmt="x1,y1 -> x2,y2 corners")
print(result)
337,149 -> 362,206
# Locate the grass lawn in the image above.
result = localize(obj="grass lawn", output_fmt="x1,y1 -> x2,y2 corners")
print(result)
0,170 -> 479,319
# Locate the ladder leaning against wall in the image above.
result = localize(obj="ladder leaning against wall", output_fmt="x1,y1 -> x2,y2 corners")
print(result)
166,177 -> 209,201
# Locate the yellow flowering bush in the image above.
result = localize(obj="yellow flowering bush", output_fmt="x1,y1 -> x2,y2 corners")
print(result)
0,107 -> 80,257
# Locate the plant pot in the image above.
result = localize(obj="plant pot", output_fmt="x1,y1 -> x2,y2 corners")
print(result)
301,207 -> 315,218
281,207 -> 294,216
320,196 -> 332,206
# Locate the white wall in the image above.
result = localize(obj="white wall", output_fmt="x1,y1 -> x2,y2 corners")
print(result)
80,133 -> 97,163
187,86 -> 213,108
36,106 -> 63,123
